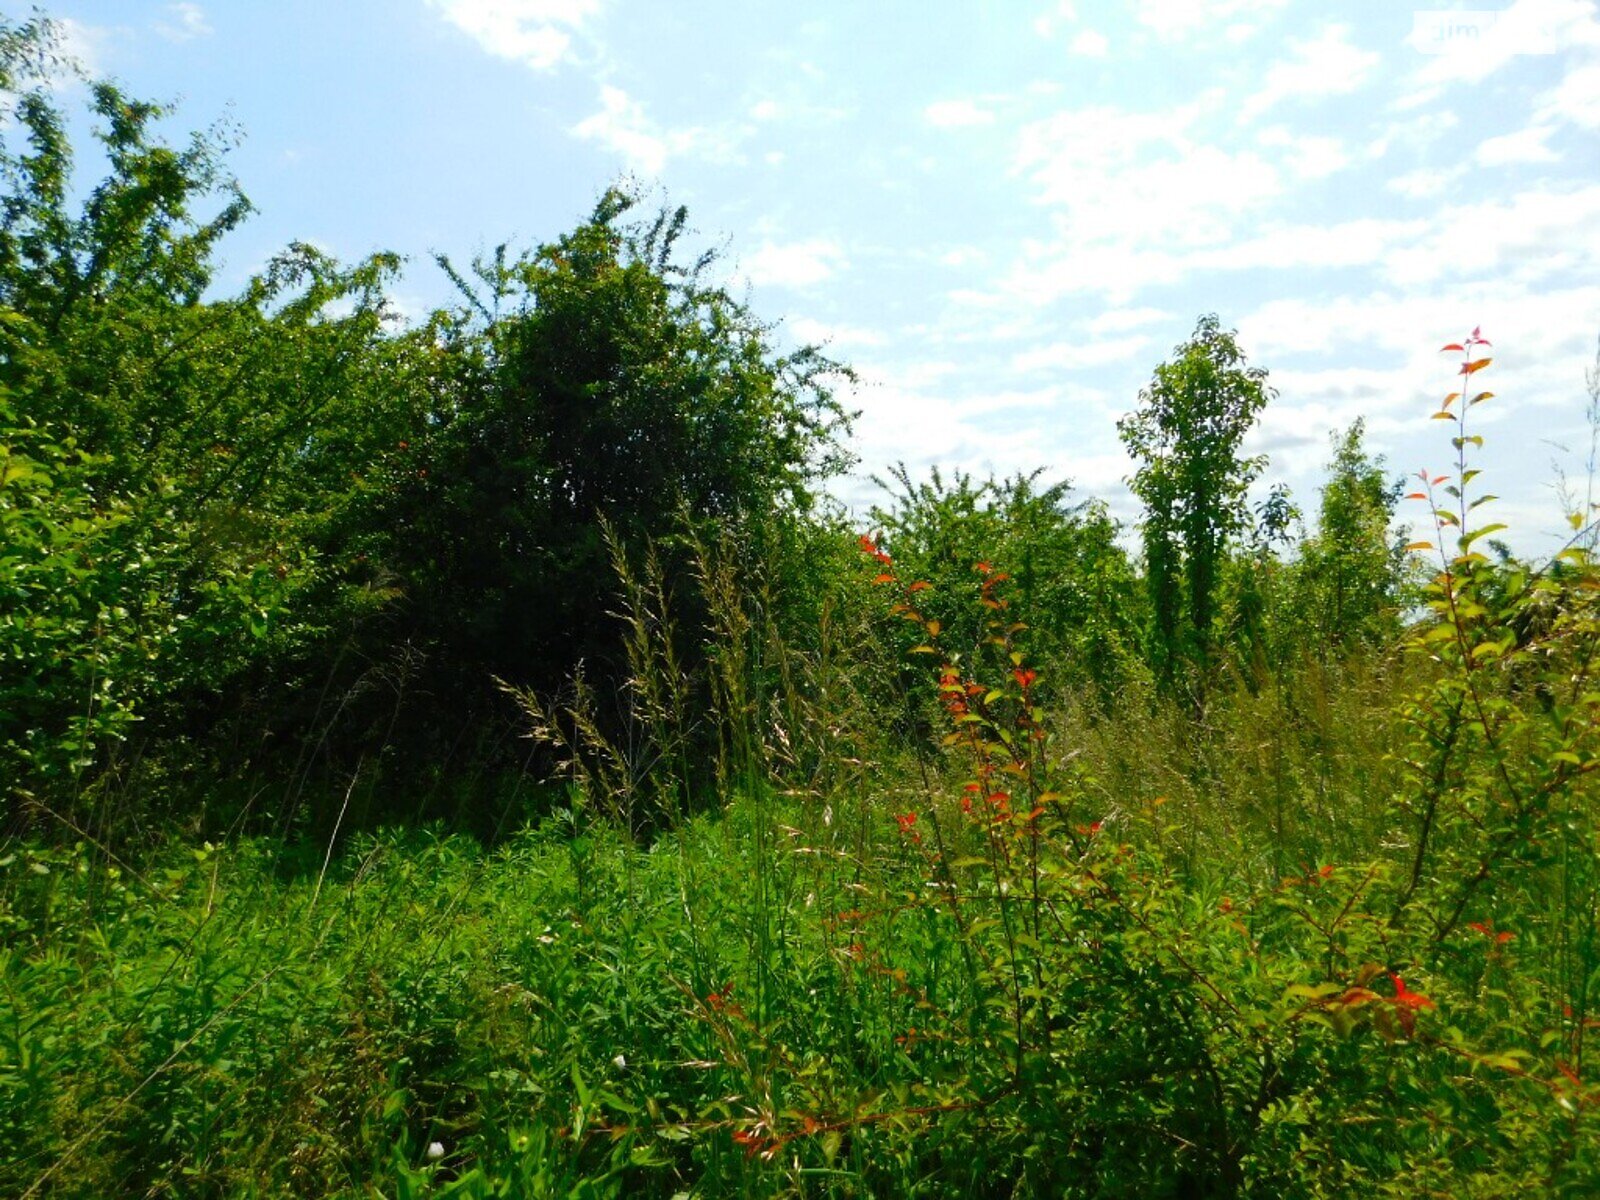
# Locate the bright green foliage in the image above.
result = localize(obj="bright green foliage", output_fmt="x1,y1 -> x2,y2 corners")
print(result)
0,17 -> 422,811
1297,420 -> 1410,651
5,14 -> 1600,1197
0,21 -> 852,821
1119,315 -> 1273,692
867,465 -> 1144,707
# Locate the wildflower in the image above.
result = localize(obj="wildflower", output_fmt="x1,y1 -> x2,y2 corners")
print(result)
1013,667 -> 1037,690
425,1142 -> 445,1161
894,812 -> 921,842
1469,921 -> 1515,945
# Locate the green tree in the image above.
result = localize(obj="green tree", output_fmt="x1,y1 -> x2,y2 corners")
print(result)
869,465 -> 1143,708
361,192 -> 854,768
1118,314 -> 1273,690
1296,419 -> 1407,652
0,17 -> 408,811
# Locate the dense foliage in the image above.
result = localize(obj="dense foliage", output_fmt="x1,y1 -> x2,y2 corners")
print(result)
4,16 -> 1599,1199
1119,314 -> 1274,695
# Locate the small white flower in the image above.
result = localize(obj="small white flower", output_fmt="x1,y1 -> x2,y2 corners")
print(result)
612,1054 -> 627,1071
425,1141 -> 445,1161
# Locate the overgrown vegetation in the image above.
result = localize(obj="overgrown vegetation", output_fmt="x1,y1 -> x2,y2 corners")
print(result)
4,17 -> 1599,1197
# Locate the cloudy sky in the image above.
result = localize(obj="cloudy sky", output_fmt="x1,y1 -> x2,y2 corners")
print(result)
45,0 -> 1600,552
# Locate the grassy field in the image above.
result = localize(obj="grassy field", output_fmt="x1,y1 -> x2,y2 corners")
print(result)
6,620 -> 1599,1197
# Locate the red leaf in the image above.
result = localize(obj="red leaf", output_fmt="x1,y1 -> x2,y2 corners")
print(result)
1440,343 -> 1465,352
1389,973 -> 1435,1011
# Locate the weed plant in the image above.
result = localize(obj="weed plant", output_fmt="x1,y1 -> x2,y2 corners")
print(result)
4,335 -> 1600,1196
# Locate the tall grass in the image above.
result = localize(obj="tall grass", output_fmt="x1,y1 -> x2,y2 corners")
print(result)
6,345 -> 1600,1196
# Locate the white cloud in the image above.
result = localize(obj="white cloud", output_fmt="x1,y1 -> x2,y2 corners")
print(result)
1476,124 -> 1560,166
54,18 -> 108,76
1070,30 -> 1109,57
1013,101 -> 1282,279
937,246 -> 988,268
1386,165 -> 1467,199
1241,24 -> 1379,122
1090,307 -> 1169,335
1241,287 -> 1600,376
1225,217 -> 1427,273
1135,0 -> 1287,39
742,238 -> 847,289
1236,284 -> 1600,506
787,317 -> 886,348
1368,109 -> 1459,160
1537,60 -> 1600,129
570,86 -> 740,176
1257,127 -> 1352,179
994,211 -> 1428,308
572,86 -> 674,174
154,3 -> 211,42
1032,2 -> 1078,39
924,99 -> 995,128
838,364 -> 1125,513
1011,334 -> 1152,373
1405,0 -> 1600,89
426,0 -> 600,71
1381,184 -> 1600,289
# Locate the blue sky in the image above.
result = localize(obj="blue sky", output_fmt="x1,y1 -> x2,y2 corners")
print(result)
44,0 -> 1600,553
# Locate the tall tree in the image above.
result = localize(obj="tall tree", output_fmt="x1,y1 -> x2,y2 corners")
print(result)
1118,314 -> 1273,688
365,191 -> 854,755
0,16 -> 411,810
1297,419 -> 1407,651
